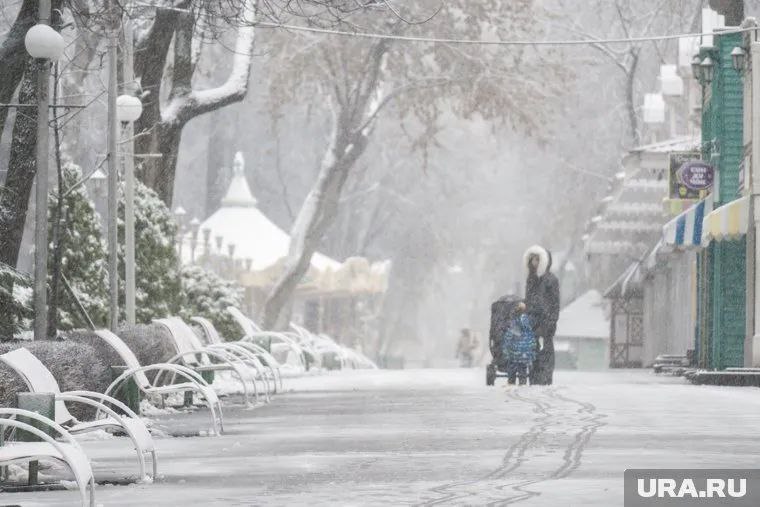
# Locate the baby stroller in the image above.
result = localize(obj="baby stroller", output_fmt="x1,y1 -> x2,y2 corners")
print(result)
486,295 -> 526,386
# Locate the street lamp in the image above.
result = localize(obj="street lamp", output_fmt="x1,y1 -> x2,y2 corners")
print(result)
189,217 -> 201,263
117,93 -> 143,325
116,94 -> 142,122
25,3 -> 65,341
24,23 -> 65,59
174,206 -> 187,260
732,46 -> 747,72
700,56 -> 715,84
691,54 -> 702,81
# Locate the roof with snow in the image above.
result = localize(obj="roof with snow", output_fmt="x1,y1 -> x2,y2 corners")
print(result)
192,152 -> 340,273
555,290 -> 610,340
183,152 -> 389,295
584,137 -> 697,257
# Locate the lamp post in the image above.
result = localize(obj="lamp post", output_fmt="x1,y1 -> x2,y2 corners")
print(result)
174,206 -> 187,260
117,91 -> 142,326
701,56 -> 716,85
214,234 -> 223,274
201,227 -> 211,268
189,217 -> 201,263
105,0 -> 120,331
25,0 -> 65,341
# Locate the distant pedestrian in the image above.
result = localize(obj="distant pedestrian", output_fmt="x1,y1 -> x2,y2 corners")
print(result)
523,245 -> 560,385
456,328 -> 479,367
502,301 -> 536,385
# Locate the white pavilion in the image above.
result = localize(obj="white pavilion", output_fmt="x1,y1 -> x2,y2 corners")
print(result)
184,152 -> 390,340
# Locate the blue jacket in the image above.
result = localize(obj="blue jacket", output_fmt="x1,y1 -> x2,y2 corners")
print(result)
502,314 -> 537,364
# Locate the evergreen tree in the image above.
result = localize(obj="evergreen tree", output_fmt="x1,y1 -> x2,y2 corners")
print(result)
0,261 -> 32,339
48,163 -> 109,330
179,265 -> 245,340
118,179 -> 182,322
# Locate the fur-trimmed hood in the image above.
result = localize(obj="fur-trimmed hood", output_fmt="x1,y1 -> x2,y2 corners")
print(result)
523,245 -> 551,274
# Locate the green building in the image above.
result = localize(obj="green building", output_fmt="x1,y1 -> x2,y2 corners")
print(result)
697,31 -> 746,369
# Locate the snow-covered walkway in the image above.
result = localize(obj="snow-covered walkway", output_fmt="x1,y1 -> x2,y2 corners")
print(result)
7,369 -> 760,506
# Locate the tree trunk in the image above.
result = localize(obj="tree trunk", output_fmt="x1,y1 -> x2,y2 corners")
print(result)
0,59 -> 39,339
0,0 -> 36,141
625,52 -> 640,147
0,60 -> 40,268
133,2 -> 256,205
138,121 -> 185,205
261,127 -> 369,330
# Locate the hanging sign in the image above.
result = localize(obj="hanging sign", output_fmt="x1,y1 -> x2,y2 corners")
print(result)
669,152 -> 713,200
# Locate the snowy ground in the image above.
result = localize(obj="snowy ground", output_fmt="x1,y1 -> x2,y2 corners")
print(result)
5,368 -> 760,506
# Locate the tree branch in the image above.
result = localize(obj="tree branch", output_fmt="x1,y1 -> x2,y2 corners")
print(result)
163,0 -> 257,124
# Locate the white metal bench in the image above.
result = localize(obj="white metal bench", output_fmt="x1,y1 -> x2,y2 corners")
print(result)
0,408 -> 96,507
0,348 -> 157,480
227,307 -> 309,372
191,316 -> 282,394
94,329 -> 224,435
154,317 -> 263,405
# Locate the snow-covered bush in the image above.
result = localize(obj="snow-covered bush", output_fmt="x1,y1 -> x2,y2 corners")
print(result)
48,163 -> 109,329
68,323 -> 176,370
179,265 -> 244,341
0,340 -> 111,419
118,180 -> 182,322
0,262 -> 32,340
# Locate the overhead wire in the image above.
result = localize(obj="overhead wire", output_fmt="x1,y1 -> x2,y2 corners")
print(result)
253,22 -> 757,46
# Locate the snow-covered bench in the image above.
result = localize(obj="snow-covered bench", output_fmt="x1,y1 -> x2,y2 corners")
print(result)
227,306 -> 310,372
94,329 -> 224,435
0,407 -> 96,507
191,316 -> 282,394
0,348 -> 157,480
154,317 -> 264,406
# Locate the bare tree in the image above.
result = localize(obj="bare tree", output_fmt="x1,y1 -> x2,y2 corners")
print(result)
132,0 -> 258,205
259,0 -> 569,329
552,0 -> 700,147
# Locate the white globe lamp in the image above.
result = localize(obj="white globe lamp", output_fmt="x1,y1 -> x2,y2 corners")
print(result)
116,95 -> 143,123
24,24 -> 65,60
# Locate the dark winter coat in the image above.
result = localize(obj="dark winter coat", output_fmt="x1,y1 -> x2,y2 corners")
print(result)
523,245 -> 560,339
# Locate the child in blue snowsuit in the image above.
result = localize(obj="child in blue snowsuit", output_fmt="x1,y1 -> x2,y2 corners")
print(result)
502,302 -> 537,385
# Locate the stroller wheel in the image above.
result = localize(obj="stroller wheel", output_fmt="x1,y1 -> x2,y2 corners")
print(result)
486,364 -> 496,386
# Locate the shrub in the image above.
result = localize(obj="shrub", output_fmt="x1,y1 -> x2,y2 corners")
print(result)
0,340 -> 111,419
179,265 -> 244,341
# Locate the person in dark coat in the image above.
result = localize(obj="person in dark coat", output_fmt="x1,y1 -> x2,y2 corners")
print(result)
523,245 -> 560,385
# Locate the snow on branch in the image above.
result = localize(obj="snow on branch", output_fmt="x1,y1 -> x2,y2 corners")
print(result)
161,0 -> 258,124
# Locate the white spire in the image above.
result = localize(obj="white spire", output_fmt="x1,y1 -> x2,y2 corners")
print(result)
221,151 -> 257,207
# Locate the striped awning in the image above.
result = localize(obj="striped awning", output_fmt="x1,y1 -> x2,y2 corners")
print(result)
702,196 -> 750,245
663,196 -> 713,249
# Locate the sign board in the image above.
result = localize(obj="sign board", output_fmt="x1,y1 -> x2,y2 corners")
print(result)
669,152 -> 713,200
